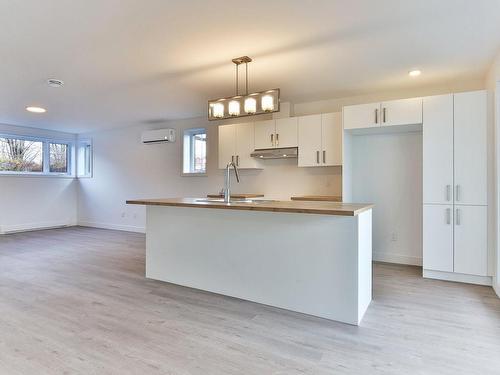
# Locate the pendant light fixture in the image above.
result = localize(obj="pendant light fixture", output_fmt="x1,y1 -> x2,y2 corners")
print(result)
208,56 -> 280,120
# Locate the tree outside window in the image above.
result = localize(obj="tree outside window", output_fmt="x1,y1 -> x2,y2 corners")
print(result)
0,137 -> 43,172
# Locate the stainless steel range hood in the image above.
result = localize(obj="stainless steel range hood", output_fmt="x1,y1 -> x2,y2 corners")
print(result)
251,147 -> 298,159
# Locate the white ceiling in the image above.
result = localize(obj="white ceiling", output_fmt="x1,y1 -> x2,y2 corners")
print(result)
0,0 -> 499,133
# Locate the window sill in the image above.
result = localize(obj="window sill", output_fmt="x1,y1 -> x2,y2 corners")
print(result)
0,173 -> 76,179
181,172 -> 208,177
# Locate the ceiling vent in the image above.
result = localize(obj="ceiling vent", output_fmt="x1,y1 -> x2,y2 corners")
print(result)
47,79 -> 64,88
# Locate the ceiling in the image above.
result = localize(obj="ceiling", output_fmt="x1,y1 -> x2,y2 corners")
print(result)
0,0 -> 499,133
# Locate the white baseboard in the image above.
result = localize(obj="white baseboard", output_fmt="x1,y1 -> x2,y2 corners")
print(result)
373,251 -> 422,266
423,269 -> 492,286
0,220 -> 77,234
78,221 -> 145,233
493,278 -> 500,298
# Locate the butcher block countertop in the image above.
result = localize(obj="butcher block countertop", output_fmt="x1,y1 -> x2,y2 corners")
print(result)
207,193 -> 264,198
291,195 -> 342,202
126,198 -> 373,216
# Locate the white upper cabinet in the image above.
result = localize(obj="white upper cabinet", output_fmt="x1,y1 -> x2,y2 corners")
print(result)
321,112 -> 342,166
254,120 -> 276,150
298,113 -> 341,167
423,94 -> 454,205
218,123 -> 259,169
254,118 -> 298,149
380,98 -> 422,127
218,124 -> 236,168
453,91 -> 487,206
275,117 -> 298,148
343,98 -> 422,130
235,122 -> 259,169
343,102 -> 380,130
298,114 -> 322,167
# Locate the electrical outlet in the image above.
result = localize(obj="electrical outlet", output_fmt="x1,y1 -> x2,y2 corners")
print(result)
391,232 -> 398,242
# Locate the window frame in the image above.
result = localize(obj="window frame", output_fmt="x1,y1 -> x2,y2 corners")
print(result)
182,127 -> 208,177
76,138 -> 93,178
0,133 -> 75,178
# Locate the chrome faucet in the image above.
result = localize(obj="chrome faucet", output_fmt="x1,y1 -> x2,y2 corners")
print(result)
223,162 -> 240,203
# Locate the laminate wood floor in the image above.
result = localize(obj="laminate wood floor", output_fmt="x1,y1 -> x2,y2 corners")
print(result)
0,227 -> 499,375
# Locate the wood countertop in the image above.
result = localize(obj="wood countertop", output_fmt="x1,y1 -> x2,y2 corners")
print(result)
126,198 -> 373,216
291,195 -> 342,202
207,193 -> 264,198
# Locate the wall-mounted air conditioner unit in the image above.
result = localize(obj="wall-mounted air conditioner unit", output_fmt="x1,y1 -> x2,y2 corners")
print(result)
141,129 -> 176,144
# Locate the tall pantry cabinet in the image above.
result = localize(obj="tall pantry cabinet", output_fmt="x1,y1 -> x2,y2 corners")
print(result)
422,91 -> 488,283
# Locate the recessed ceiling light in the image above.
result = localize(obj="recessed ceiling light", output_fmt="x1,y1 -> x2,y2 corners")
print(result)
26,106 -> 47,113
409,70 -> 421,77
47,78 -> 64,88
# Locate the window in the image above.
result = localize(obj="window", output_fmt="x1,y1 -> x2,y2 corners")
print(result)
77,139 -> 93,177
182,128 -> 207,175
49,143 -> 68,173
0,134 -> 74,176
0,137 -> 43,172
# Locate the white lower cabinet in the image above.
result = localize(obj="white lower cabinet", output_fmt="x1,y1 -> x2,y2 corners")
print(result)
454,205 -> 487,276
423,204 -> 487,277
423,205 -> 453,272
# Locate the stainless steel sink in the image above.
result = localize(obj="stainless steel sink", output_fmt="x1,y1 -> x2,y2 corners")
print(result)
196,198 -> 277,204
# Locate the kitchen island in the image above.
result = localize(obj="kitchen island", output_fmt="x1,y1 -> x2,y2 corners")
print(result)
127,198 -> 374,325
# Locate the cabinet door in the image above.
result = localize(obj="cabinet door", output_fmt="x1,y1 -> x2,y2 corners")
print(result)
423,94 -> 454,204
423,204 -> 453,272
454,205 -> 487,276
298,114 -> 322,167
321,113 -> 342,166
453,91 -> 487,206
275,117 -> 298,148
235,123 -> 258,169
343,103 -> 380,130
380,98 -> 422,127
218,124 -> 236,169
254,120 -> 276,149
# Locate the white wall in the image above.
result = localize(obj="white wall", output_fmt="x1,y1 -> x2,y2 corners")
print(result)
0,124 -> 78,233
77,118 -> 342,232
350,131 -> 423,265
486,50 -> 500,296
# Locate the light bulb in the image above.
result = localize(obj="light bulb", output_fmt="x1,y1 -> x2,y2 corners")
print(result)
244,97 -> 257,114
261,95 -> 274,112
212,103 -> 224,118
228,100 -> 240,116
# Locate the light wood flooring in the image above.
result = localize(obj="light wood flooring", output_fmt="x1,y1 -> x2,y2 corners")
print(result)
0,227 -> 499,375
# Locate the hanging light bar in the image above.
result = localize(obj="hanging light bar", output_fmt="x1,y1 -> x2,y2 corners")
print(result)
208,56 -> 280,121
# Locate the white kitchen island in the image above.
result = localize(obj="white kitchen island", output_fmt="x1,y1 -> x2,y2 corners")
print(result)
127,198 -> 373,325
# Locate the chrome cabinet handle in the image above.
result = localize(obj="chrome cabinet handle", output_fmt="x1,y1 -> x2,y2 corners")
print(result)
375,108 -> 378,124
322,150 -> 326,163
456,185 -> 461,202
270,133 -> 274,146
276,133 -> 279,146
231,155 -> 234,163
446,185 -> 451,201
236,155 -> 239,166
383,107 -> 387,123
456,208 -> 461,225
316,151 -> 320,164
446,208 -> 451,225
